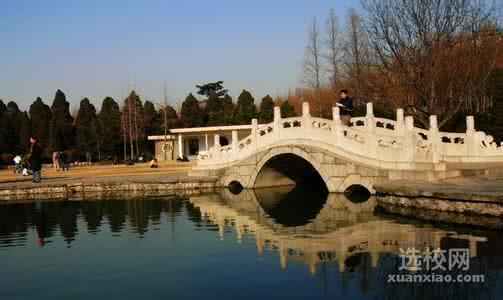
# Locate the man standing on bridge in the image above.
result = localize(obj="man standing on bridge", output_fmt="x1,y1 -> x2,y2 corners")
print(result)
336,89 -> 354,126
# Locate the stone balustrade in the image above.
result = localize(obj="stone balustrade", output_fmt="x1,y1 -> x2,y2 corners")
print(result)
197,102 -> 503,169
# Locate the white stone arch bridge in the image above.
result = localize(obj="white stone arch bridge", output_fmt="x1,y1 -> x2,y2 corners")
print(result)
191,102 -> 503,193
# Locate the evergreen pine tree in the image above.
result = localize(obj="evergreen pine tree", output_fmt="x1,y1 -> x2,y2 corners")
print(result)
5,102 -> 22,154
98,97 -> 122,158
206,94 -> 225,125
29,97 -> 52,150
196,81 -> 229,126
234,90 -> 257,125
49,90 -> 74,152
221,94 -> 235,125
180,93 -> 204,128
143,100 -> 161,136
121,91 -> 145,158
259,95 -> 274,123
159,105 -> 181,131
0,100 -> 6,154
18,112 -> 31,154
75,98 -> 98,158
280,100 -> 297,118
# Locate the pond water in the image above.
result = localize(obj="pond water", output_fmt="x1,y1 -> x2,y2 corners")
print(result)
1,185 -> 502,299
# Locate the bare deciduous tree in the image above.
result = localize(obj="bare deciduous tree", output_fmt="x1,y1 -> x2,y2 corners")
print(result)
343,8 -> 371,106
325,8 -> 342,92
362,0 -> 499,128
121,106 -> 127,161
304,16 -> 324,116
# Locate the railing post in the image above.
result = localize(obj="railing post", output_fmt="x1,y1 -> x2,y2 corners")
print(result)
466,116 -> 479,156
251,118 -> 258,150
366,102 -> 374,117
301,102 -> 311,129
178,134 -> 183,159
212,133 -> 220,161
231,130 -> 238,159
365,103 -> 377,158
332,106 -> 342,143
395,108 -> 404,136
365,102 -> 375,129
429,115 -> 440,163
332,106 -> 341,125
274,106 -> 281,139
403,116 -> 415,162
214,134 -> 220,149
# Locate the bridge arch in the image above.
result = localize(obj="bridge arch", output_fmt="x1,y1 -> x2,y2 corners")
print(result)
337,174 -> 376,195
248,146 -> 334,191
217,144 -> 380,194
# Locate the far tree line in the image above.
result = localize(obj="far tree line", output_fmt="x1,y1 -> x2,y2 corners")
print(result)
0,83 -> 297,163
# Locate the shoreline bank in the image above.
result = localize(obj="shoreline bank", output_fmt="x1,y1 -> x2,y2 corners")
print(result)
375,176 -> 503,218
2,169 -> 502,222
0,174 -> 218,201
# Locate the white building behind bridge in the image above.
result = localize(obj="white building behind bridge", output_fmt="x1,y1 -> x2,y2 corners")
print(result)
148,124 -> 256,161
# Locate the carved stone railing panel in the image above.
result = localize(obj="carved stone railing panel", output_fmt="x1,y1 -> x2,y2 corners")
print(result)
197,102 -> 503,167
374,118 -> 396,130
258,125 -> 273,137
349,117 -> 366,128
311,117 -> 332,131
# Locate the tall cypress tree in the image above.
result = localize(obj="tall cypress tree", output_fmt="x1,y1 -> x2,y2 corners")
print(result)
5,102 -> 22,154
29,97 -> 52,150
121,91 -> 145,158
234,90 -> 257,125
49,89 -> 74,152
143,100 -> 161,156
159,105 -> 181,132
75,98 -> 98,158
18,111 -> 31,154
205,94 -> 225,125
259,95 -> 275,123
143,100 -> 161,136
0,100 -> 7,154
180,93 -> 204,128
98,97 -> 122,158
280,100 -> 297,118
221,94 -> 235,125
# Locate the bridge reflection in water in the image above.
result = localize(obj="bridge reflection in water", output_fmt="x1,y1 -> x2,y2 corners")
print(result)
190,187 -> 487,276
1,191 -> 502,298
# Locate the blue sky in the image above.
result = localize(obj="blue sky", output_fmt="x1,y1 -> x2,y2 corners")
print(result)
0,0 -> 358,111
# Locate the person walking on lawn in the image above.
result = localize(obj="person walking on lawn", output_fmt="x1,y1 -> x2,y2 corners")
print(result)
29,136 -> 42,183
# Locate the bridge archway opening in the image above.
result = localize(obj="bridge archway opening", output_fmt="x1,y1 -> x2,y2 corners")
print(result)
228,180 -> 244,195
254,153 -> 328,192
344,184 -> 371,203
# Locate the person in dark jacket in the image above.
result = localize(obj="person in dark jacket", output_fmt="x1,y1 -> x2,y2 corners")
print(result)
60,151 -> 69,171
336,89 -> 354,125
29,136 -> 42,183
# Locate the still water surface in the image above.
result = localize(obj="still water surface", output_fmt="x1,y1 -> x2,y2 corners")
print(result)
1,186 -> 502,299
